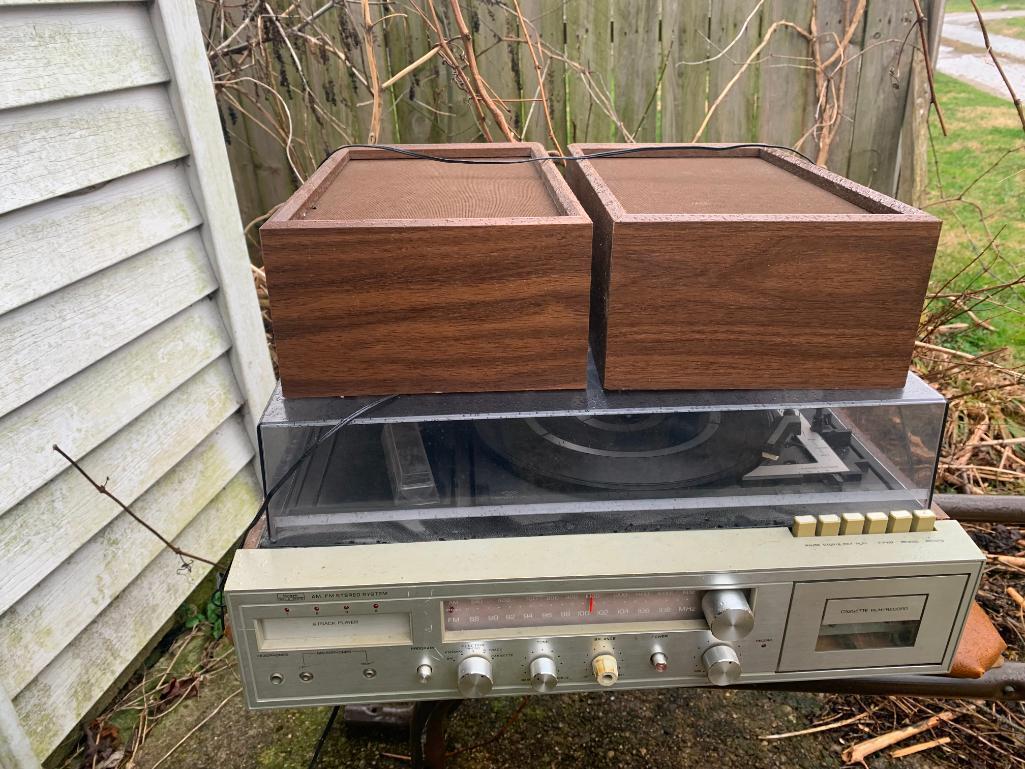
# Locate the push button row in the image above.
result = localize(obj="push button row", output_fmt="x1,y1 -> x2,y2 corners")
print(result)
791,509 -> 935,537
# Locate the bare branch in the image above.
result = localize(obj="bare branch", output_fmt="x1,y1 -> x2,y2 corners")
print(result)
52,444 -> 219,569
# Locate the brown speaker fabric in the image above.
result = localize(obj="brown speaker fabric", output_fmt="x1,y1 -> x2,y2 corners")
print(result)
305,158 -> 562,220
588,157 -> 868,215
949,601 -> 1007,678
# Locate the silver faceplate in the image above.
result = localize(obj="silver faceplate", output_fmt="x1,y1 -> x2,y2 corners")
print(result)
226,522 -> 983,709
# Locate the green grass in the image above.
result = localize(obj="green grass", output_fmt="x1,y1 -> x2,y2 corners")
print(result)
944,0 -> 1025,13
924,72 -> 1025,357
988,15 -> 1025,38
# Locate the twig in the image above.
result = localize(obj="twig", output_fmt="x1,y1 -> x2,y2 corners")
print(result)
910,0 -> 947,135
511,0 -> 563,154
360,0 -> 383,143
380,44 -> 440,89
842,710 -> 957,765
970,0 -> 1025,133
447,0 -> 517,141
150,687 -> 242,769
677,0 -> 765,65
758,709 -> 874,740
52,444 -> 218,569
691,19 -> 810,142
891,736 -> 951,758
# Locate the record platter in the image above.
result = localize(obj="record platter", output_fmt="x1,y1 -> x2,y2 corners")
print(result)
227,369 -> 984,708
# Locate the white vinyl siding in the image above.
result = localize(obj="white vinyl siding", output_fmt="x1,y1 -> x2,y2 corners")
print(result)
0,1 -> 275,764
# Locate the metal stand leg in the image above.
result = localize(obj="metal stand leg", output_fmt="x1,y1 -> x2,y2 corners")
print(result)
409,700 -> 462,769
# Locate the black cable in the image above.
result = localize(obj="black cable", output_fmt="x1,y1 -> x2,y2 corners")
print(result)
239,394 -> 399,546
322,141 -> 818,167
308,705 -> 340,769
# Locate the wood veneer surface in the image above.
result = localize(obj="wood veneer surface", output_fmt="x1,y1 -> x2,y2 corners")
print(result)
302,158 -> 561,220
589,157 -> 867,215
262,143 -> 592,396
567,144 -> 941,391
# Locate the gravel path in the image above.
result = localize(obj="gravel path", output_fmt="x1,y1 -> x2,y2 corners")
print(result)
938,11 -> 1025,99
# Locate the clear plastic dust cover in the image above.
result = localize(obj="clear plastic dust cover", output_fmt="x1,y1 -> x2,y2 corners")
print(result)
257,373 -> 945,547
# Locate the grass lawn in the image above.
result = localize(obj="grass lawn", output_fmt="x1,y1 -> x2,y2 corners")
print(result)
923,72 -> 1025,357
988,14 -> 1025,37
945,0 -> 1025,13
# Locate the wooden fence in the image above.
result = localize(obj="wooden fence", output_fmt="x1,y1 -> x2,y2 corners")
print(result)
203,0 -> 944,243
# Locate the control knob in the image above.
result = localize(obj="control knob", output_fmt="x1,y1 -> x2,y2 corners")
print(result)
592,654 -> 619,687
702,645 -> 742,686
529,656 -> 558,692
457,656 -> 494,698
702,589 -> 754,641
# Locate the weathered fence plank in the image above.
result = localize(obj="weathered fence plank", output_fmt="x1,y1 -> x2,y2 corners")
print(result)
704,0 -> 764,141
757,0 -> 814,146
612,0 -> 661,141
656,0 -> 709,142
564,0 -> 613,142
847,1 -> 919,194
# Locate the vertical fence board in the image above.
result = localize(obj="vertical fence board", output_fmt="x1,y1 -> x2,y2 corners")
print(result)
389,5 -> 447,142
847,0 -> 917,192
757,0 -> 813,146
564,0 -> 613,142
661,1 -> 710,142
441,1 -> 487,142
472,0 -> 522,139
813,0 -> 868,173
520,0 -> 567,149
704,0 -> 763,141
611,0 -> 661,141
896,50 -> 930,205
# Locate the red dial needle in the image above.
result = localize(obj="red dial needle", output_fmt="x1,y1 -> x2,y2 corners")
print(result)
588,594 -> 595,614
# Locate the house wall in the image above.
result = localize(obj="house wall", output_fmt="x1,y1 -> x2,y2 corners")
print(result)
0,1 -> 275,764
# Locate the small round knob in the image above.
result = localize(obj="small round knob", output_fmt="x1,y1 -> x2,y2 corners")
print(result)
702,589 -> 754,641
650,652 -> 669,673
529,656 -> 558,692
702,645 -> 742,686
416,664 -> 433,684
457,656 -> 493,698
592,654 -> 619,687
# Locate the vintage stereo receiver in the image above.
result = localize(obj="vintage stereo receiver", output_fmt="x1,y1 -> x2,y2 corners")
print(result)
226,371 -> 984,708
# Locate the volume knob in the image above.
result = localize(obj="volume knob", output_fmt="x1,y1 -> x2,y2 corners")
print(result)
457,656 -> 493,698
702,589 -> 754,641
702,645 -> 742,686
529,656 -> 558,692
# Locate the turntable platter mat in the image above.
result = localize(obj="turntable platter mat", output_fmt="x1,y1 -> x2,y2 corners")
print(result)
475,412 -> 774,490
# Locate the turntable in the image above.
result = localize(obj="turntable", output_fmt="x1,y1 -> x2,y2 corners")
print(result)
227,364 -> 983,707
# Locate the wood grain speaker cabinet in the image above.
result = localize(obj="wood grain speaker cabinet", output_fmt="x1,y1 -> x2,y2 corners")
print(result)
261,143 -> 592,397
566,144 -> 942,390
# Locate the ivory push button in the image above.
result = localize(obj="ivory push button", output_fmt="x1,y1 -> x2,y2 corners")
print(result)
864,512 -> 888,534
912,509 -> 936,532
887,510 -> 913,533
792,515 -> 817,537
840,512 -> 865,535
816,514 -> 841,536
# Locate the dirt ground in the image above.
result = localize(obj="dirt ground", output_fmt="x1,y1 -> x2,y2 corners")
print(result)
129,661 -> 939,769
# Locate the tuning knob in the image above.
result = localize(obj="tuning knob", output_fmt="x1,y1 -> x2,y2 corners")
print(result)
702,645 -> 742,686
592,654 -> 619,687
702,589 -> 754,641
457,656 -> 494,698
529,656 -> 558,692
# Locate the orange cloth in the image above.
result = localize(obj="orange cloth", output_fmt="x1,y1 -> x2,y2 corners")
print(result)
950,602 -> 1007,678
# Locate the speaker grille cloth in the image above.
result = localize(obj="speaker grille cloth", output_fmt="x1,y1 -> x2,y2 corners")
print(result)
304,158 -> 562,220
589,157 -> 867,215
